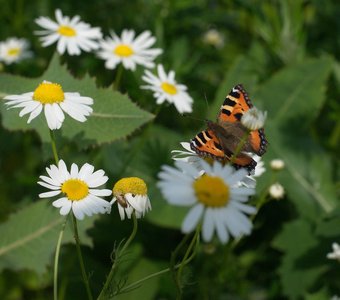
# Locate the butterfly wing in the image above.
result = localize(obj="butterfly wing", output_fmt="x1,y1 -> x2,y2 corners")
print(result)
190,129 -> 226,160
217,84 -> 252,123
190,84 -> 267,172
218,84 -> 267,156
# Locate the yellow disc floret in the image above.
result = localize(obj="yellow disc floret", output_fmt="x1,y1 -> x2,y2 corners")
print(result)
7,48 -> 21,57
114,44 -> 134,57
161,82 -> 177,95
62,179 -> 89,201
193,174 -> 230,207
58,25 -> 77,37
33,82 -> 65,104
113,177 -> 147,196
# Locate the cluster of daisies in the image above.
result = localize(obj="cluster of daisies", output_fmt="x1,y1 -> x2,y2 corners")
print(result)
38,159 -> 151,221
3,9 -> 193,116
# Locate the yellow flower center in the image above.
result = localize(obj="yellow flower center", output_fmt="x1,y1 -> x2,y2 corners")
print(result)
193,175 -> 229,207
161,82 -> 177,95
114,44 -> 134,57
61,179 -> 89,201
113,177 -> 147,196
33,82 -> 65,104
58,25 -> 76,37
7,48 -> 20,57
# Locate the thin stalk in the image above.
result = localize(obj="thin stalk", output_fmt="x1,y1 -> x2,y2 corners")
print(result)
72,215 -> 93,300
113,65 -> 124,91
230,130 -> 250,165
119,236 -> 199,295
49,130 -> 59,163
97,213 -> 138,300
53,216 -> 68,300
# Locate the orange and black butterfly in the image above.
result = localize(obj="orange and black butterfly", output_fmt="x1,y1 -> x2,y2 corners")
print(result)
190,84 -> 267,171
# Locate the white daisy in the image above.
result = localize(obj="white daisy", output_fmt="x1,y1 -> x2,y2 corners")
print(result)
327,243 -> 340,262
0,37 -> 32,65
268,182 -> 285,199
109,177 -> 151,220
38,160 -> 112,220
97,29 -> 162,71
141,64 -> 193,113
35,9 -> 102,56
4,80 -> 93,130
157,159 -> 256,244
241,107 -> 267,131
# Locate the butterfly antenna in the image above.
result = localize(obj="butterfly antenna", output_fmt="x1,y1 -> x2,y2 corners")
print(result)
204,93 -> 209,110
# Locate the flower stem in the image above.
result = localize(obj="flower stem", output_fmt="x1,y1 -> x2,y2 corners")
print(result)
53,216 -> 68,300
113,65 -> 123,91
49,130 -> 59,164
97,213 -> 138,300
118,238 -> 199,295
230,130 -> 250,165
72,215 -> 93,300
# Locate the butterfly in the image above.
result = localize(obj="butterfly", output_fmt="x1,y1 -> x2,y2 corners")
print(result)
190,84 -> 267,171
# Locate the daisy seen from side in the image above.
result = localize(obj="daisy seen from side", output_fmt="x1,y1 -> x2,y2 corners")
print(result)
4,80 -> 93,130
141,64 -> 193,113
109,177 -> 151,220
97,29 -> 162,71
157,159 -> 256,244
35,9 -> 102,55
0,37 -> 32,65
38,160 -> 112,220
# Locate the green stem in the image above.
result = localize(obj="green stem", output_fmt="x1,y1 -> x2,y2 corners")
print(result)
97,213 -> 138,300
113,65 -> 124,91
54,216 -> 68,300
175,226 -> 201,299
49,130 -> 59,163
176,226 -> 200,284
230,130 -> 251,165
72,215 -> 93,300
119,238 -> 199,295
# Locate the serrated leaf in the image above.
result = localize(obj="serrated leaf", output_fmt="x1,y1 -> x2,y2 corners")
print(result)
272,219 -> 326,299
0,200 -> 99,275
0,53 -> 154,148
255,57 -> 335,216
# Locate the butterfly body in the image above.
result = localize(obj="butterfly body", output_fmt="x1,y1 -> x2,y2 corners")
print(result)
190,84 -> 267,171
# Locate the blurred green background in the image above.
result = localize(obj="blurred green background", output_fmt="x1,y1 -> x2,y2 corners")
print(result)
0,0 -> 339,299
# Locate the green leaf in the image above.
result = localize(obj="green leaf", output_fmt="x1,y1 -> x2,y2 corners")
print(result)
0,53 -> 154,148
114,259 -> 162,300
255,57 -> 336,216
0,200 -> 98,275
272,219 -> 327,299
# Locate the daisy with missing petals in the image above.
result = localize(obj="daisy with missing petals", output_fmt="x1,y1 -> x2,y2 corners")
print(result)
0,37 -> 32,65
109,177 -> 151,220
158,159 -> 256,244
141,64 -> 193,113
35,9 -> 102,55
38,160 -> 112,220
97,29 -> 162,71
4,80 -> 93,130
